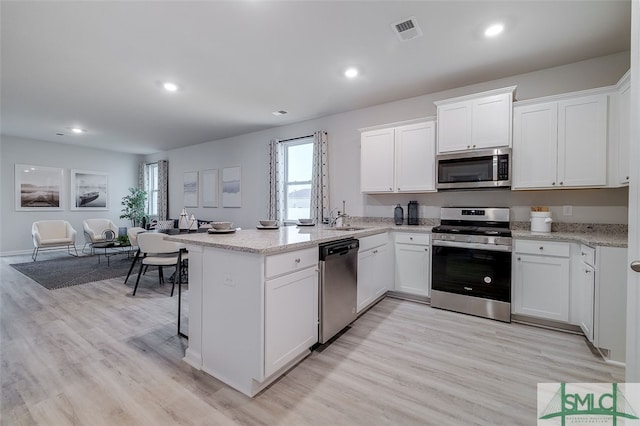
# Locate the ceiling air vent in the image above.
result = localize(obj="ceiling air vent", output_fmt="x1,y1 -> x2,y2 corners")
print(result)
391,16 -> 422,42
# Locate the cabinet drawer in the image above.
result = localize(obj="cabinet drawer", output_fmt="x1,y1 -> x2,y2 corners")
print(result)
359,232 -> 388,252
515,240 -> 570,257
265,247 -> 317,279
395,232 -> 430,246
580,244 -> 595,267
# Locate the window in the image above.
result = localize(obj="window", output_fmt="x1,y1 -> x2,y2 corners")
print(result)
146,163 -> 159,217
282,137 -> 313,222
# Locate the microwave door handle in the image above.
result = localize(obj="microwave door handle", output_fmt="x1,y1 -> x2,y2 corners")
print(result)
492,156 -> 498,182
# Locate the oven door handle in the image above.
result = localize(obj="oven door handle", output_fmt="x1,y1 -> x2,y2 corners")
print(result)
432,240 -> 512,252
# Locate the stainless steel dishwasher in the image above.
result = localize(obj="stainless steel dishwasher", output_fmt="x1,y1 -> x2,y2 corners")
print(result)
319,238 -> 359,344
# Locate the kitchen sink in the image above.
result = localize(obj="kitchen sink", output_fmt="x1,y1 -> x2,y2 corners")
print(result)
333,226 -> 366,231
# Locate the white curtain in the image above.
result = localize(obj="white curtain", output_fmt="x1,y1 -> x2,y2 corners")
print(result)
269,132 -> 329,222
138,162 -> 147,190
310,131 -> 329,222
157,160 -> 169,221
268,139 -> 284,221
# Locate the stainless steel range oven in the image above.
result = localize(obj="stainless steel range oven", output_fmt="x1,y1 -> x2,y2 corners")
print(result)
431,207 -> 512,322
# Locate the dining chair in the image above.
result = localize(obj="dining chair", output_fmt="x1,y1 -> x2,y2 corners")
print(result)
123,227 -> 146,284
133,232 -> 187,296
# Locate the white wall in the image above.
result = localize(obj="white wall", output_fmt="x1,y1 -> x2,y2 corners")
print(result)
0,135 -> 141,254
147,52 -> 630,229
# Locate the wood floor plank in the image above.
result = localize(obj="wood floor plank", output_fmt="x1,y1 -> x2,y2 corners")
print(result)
1,251 -> 624,425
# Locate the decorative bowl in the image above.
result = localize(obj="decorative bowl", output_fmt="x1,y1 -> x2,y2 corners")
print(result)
211,221 -> 233,230
259,220 -> 277,227
298,218 -> 313,224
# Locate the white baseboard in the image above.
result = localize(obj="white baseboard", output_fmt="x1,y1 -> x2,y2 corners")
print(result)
1,249 -> 33,257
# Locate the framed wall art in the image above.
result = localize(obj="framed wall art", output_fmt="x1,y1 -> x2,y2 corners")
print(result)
70,169 -> 109,210
222,166 -> 241,208
183,171 -> 198,207
15,164 -> 64,211
201,169 -> 218,208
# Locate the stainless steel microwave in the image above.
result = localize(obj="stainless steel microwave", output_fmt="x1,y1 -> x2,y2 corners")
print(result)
436,148 -> 511,190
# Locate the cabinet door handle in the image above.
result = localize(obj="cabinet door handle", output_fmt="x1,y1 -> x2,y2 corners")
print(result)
409,237 -> 413,240
560,181 -> 564,185
389,187 -> 393,191
585,269 -> 591,274
295,258 -> 301,264
517,257 -> 521,261
373,249 -> 378,254
424,248 -> 428,252
552,182 -> 556,186
398,188 -> 400,191
539,246 -> 544,250
472,144 -> 476,148
631,260 -> 640,272
626,176 -> 630,180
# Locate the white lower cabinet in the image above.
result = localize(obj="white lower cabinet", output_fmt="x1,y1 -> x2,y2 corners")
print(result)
394,233 -> 430,297
198,246 -> 319,396
357,233 -> 392,313
576,245 -> 595,342
594,246 -> 627,363
265,266 -> 318,377
513,240 -> 570,322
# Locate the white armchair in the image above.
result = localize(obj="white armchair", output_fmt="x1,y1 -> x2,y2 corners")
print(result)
82,218 -> 120,253
32,220 -> 78,261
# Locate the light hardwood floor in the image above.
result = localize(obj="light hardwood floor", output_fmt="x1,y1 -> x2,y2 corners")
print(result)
1,251 -> 624,425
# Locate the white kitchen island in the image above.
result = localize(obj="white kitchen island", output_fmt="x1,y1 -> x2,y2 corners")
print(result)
165,225 -> 387,397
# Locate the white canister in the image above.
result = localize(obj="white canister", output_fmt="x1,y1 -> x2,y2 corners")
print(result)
530,211 -> 553,233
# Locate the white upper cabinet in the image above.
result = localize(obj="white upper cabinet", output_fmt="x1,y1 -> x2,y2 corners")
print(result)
512,102 -> 558,189
605,71 -> 630,187
360,128 -> 395,193
435,86 -> 516,153
436,103 -> 472,153
513,90 -> 609,190
618,75 -> 631,184
395,122 -> 436,192
360,119 -> 436,193
557,95 -> 607,187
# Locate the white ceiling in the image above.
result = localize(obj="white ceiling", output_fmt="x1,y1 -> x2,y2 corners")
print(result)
1,1 -> 631,155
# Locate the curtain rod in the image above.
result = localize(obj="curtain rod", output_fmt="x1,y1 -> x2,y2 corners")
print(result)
280,134 -> 314,143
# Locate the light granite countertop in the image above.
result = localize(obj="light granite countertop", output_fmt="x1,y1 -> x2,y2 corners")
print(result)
511,229 -> 627,248
165,221 -> 627,254
165,224 -> 392,254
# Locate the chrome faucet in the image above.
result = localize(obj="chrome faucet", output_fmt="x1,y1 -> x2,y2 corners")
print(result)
329,201 -> 349,227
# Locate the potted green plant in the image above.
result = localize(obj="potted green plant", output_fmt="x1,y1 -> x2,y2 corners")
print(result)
120,187 -> 148,227
116,234 -> 130,246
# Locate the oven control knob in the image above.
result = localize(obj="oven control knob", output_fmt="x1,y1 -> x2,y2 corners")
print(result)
484,276 -> 492,284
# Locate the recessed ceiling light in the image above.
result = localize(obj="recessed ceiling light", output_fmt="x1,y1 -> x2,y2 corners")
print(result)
272,110 -> 288,116
484,23 -> 504,38
163,82 -> 179,92
344,67 -> 359,78
71,127 -> 85,134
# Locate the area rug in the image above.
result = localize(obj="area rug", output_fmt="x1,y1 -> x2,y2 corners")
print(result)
10,255 -> 133,290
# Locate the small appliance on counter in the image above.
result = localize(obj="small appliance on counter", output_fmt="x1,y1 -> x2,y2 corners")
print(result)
407,201 -> 419,225
394,204 -> 404,225
530,206 -> 552,233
